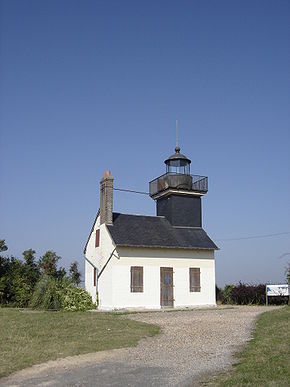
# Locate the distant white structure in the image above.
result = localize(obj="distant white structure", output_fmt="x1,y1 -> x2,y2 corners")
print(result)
84,147 -> 218,310
266,284 -> 289,297
266,284 -> 289,305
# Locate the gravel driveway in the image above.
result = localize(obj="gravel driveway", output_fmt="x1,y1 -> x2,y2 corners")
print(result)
1,306 -> 276,387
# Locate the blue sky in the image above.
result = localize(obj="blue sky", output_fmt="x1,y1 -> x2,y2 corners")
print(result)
1,0 -> 289,286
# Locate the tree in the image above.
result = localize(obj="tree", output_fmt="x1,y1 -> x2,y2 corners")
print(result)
0,239 -> 8,252
0,255 -> 25,305
69,261 -> 81,286
0,240 -> 17,305
23,249 -> 40,285
0,243 -> 10,304
23,249 -> 36,267
38,251 -> 61,277
56,266 -> 67,279
0,241 -> 91,309
11,249 -> 41,306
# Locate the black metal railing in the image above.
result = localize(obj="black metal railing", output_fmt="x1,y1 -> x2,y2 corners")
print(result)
149,172 -> 208,197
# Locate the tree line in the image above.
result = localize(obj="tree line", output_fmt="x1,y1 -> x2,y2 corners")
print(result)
0,239 -> 94,310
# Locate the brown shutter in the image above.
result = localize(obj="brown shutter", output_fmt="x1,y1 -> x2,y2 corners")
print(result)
93,267 -> 97,286
190,268 -> 200,292
95,229 -> 100,247
130,266 -> 143,292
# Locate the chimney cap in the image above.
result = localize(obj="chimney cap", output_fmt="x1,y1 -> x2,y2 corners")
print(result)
101,170 -> 113,182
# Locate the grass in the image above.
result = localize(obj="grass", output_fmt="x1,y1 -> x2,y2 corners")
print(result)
202,306 -> 290,386
0,308 -> 160,378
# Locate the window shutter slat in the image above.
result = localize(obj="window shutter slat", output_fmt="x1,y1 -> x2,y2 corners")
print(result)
190,268 -> 200,292
131,266 -> 143,292
95,229 -> 100,247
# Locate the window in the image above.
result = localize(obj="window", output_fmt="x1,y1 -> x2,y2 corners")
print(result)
95,229 -> 100,247
130,266 -> 143,292
189,268 -> 200,292
93,268 -> 97,286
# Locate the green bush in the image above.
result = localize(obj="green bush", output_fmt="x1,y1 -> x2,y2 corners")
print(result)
222,284 -> 234,304
30,276 -> 95,311
0,241 -> 84,308
63,286 -> 95,311
13,277 -> 34,307
30,276 -> 65,310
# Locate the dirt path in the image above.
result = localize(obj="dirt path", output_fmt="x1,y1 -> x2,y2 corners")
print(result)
1,306 -> 277,387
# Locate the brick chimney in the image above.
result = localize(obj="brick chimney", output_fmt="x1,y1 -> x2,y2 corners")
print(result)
100,171 -> 114,225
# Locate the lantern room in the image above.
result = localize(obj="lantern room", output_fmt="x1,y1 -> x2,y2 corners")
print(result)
164,146 -> 191,175
149,146 -> 208,201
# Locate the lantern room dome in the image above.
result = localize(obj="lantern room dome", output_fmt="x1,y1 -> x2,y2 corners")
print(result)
164,146 -> 191,175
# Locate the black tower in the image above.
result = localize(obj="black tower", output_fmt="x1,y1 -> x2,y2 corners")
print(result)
149,146 -> 208,228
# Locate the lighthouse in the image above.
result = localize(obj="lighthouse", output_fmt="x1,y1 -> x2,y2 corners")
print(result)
85,142 -> 217,310
149,146 -> 208,228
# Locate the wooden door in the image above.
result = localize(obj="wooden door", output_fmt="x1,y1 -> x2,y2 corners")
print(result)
160,267 -> 174,308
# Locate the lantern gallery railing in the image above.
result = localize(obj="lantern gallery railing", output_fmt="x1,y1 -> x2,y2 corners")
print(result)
149,172 -> 208,197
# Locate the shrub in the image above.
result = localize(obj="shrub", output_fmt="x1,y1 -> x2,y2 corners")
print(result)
216,285 -> 223,303
0,241 -> 88,309
13,277 -> 35,307
30,276 -> 66,310
221,283 -> 289,305
222,284 -> 235,304
267,295 -> 289,305
63,286 -> 95,311
30,276 -> 95,311
230,282 -> 266,305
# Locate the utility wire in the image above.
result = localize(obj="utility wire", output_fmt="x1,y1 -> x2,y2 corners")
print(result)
216,232 -> 290,242
113,187 -> 150,195
113,188 -> 290,242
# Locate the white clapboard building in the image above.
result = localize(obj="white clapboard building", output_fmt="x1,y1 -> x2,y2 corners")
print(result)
84,146 -> 218,310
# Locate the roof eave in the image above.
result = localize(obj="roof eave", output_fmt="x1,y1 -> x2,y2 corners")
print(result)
83,209 -> 100,254
115,243 -> 218,251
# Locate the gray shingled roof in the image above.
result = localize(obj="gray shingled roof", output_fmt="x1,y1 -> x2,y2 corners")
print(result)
107,213 -> 218,250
